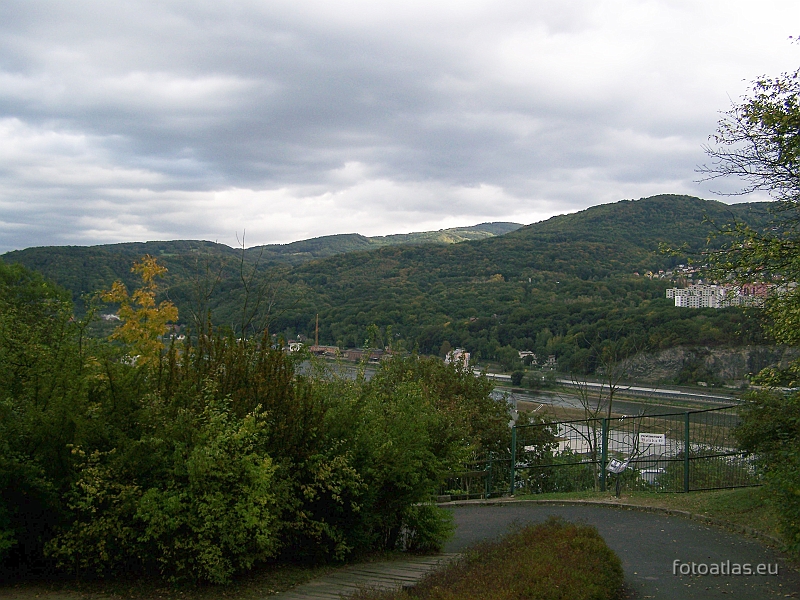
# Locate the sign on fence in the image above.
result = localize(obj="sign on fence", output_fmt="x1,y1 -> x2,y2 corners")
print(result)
639,433 -> 666,446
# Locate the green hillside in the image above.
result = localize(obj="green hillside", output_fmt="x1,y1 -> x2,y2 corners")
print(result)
0,239 -> 238,311
1,222 -> 522,304
259,195 -> 771,364
0,195 -> 774,374
242,222 -> 521,265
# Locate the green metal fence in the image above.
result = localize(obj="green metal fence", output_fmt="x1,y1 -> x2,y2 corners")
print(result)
440,406 -> 759,498
440,454 -> 511,499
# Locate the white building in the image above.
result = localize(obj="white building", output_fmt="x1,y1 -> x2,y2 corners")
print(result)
666,284 -> 742,308
445,348 -> 470,367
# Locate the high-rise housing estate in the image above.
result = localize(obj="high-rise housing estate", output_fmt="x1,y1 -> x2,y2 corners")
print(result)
666,284 -> 765,308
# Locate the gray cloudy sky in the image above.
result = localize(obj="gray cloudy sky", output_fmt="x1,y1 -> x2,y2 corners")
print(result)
1,0 -> 799,252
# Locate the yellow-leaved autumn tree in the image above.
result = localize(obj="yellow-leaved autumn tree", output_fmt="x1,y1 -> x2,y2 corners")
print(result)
101,255 -> 178,366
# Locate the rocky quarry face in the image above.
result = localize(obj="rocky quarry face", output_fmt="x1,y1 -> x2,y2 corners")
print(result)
621,346 -> 800,386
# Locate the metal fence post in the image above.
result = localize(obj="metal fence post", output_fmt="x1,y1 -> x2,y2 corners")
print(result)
510,426 -> 517,495
684,412 -> 690,493
485,454 -> 493,498
600,418 -> 608,492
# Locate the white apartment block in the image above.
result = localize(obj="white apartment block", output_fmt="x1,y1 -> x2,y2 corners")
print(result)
666,284 -> 747,308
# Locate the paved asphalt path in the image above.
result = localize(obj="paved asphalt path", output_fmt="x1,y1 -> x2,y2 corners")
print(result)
444,503 -> 800,599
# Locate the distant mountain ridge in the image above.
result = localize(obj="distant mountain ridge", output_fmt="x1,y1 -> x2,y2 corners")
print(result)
0,197 -> 772,310
0,195 -> 777,367
243,222 -> 522,264
0,221 -> 522,305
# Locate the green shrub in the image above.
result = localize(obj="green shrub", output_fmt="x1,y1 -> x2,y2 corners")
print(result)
2,260 -> 501,582
351,518 -> 624,600
518,450 -> 597,495
135,396 -> 282,583
43,449 -> 142,578
45,395 -> 283,583
736,390 -> 800,554
10,335 -> 472,581
0,261 -> 82,575
398,504 -> 454,553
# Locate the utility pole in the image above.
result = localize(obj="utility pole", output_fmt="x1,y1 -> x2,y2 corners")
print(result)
315,313 -> 319,347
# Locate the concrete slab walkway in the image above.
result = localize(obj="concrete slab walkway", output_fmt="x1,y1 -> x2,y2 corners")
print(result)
273,554 -> 458,599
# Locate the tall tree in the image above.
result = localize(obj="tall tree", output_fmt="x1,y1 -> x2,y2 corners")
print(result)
701,68 -> 800,367
702,64 -> 800,553
701,68 -> 800,204
100,256 -> 178,367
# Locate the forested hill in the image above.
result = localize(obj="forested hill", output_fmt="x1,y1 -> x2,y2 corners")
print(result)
282,194 -> 772,307
522,195 -> 768,252
287,195 -> 769,297
494,194 -> 770,277
0,195 -> 775,372
247,221 -> 522,265
267,195 -> 772,360
0,221 -> 521,304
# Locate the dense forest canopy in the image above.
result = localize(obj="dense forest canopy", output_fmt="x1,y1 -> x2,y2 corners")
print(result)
0,222 -> 521,297
1,195 -> 775,369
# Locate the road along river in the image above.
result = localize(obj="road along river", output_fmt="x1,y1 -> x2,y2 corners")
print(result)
502,388 -> 739,420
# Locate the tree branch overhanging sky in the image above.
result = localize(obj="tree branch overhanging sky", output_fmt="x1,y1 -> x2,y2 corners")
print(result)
1,0 -> 798,252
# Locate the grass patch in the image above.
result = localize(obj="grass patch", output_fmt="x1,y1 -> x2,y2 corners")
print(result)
350,518 -> 623,600
516,486 -> 781,540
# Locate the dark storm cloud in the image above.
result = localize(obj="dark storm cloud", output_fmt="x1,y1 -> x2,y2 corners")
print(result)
0,0 -> 798,251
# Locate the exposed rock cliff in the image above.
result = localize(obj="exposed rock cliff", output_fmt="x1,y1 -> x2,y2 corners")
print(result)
623,346 -> 799,384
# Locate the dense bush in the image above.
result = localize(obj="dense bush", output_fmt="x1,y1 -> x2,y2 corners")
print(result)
736,391 -> 800,554
518,450 -> 598,495
0,261 -> 79,575
0,259 -> 507,582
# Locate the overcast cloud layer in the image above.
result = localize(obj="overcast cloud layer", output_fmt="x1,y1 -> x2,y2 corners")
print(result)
1,1 -> 799,252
